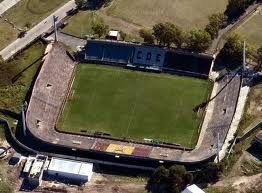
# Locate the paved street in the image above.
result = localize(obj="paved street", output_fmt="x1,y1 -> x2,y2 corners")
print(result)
0,0 -> 76,60
47,31 -> 86,49
0,0 -> 21,15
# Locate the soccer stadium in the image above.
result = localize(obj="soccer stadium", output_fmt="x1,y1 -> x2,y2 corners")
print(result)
24,40 -> 241,168
57,40 -> 213,148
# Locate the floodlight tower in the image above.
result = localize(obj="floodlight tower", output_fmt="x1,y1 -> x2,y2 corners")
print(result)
216,132 -> 220,163
243,41 -> 246,72
21,102 -> 28,136
53,15 -> 58,42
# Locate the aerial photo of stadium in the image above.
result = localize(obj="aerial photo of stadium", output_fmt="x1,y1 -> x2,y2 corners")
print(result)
1,0 -> 262,192
23,39 -> 241,168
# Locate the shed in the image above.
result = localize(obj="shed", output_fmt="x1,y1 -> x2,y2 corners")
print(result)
9,152 -> 22,165
106,30 -> 120,40
47,157 -> 93,184
182,184 -> 205,193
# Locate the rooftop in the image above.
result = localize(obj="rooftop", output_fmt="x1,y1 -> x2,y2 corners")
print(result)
182,184 -> 205,193
108,30 -> 119,37
48,157 -> 93,176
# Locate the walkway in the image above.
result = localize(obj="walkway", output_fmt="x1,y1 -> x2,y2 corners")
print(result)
0,0 -> 76,60
0,0 -> 21,15
46,31 -> 86,49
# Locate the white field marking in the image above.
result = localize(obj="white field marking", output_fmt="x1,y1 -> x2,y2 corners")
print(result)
125,73 -> 140,137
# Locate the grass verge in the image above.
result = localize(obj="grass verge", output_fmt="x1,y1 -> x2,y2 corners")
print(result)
2,0 -> 69,29
221,84 -> 262,175
103,0 -> 228,29
62,11 -> 102,38
0,161 -> 14,193
236,12 -> 262,49
58,64 -> 210,147
63,0 -> 228,40
0,20 -> 18,51
0,41 -> 45,130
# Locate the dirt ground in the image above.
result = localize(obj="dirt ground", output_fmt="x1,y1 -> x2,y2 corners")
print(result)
213,173 -> 262,193
28,172 -> 147,193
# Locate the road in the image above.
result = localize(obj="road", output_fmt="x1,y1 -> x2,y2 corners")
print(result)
46,31 -> 86,49
0,0 -> 76,60
0,0 -> 21,15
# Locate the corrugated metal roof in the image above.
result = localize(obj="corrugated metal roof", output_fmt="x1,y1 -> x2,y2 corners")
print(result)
182,184 -> 205,193
48,158 -> 93,176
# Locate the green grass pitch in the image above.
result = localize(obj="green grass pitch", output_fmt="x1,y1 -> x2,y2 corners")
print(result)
58,64 -> 211,147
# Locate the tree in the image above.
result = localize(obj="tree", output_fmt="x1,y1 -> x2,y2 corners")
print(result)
173,28 -> 185,48
147,165 -> 192,193
167,165 -> 193,193
220,34 -> 254,68
139,28 -> 154,44
152,23 -> 166,45
222,33 -> 243,59
75,0 -> 84,9
150,165 -> 169,184
91,20 -> 109,38
193,162 -> 223,186
205,13 -> 227,39
187,29 -> 212,52
152,22 -> 185,47
119,31 -> 127,41
225,0 -> 245,20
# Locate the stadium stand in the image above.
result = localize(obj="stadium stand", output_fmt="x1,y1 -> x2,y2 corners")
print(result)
164,51 -> 213,76
85,40 -> 135,64
24,42 -> 242,166
132,46 -> 165,69
84,40 -> 213,76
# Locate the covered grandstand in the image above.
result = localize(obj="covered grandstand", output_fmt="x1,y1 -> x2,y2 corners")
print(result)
85,40 -> 135,64
164,51 -> 213,77
84,40 -> 213,76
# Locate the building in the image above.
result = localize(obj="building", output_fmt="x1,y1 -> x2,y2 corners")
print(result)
27,155 -> 47,186
47,157 -> 93,184
106,30 -> 120,40
182,184 -> 205,193
84,40 -> 213,76
23,156 -> 35,174
8,152 -> 22,165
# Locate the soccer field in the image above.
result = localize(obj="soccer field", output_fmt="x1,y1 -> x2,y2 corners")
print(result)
58,64 -> 211,147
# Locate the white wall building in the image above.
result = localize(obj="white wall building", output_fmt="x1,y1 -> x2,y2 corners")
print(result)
182,184 -> 205,193
27,155 -> 47,186
47,157 -> 93,184
107,30 -> 120,40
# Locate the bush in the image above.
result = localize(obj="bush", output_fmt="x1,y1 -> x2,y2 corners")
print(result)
147,165 -> 193,193
91,20 -> 109,38
187,29 -> 212,52
139,28 -> 154,44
